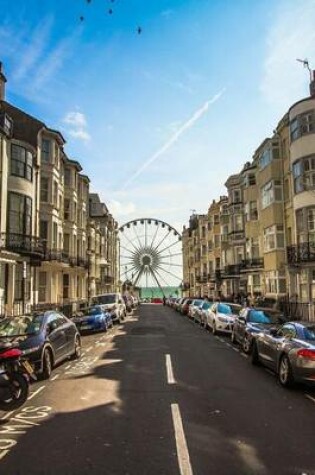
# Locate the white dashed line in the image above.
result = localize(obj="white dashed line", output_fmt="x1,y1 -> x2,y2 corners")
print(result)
51,374 -> 60,381
28,385 -> 45,400
171,403 -> 193,475
305,394 -> 315,404
166,354 -> 176,385
226,343 -> 232,348
232,347 -> 239,352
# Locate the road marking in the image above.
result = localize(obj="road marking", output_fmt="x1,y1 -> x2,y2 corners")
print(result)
51,374 -> 60,381
240,353 -> 248,358
171,403 -> 193,475
305,394 -> 315,404
226,343 -> 232,348
64,364 -> 71,370
215,336 -> 220,340
219,338 -> 225,343
166,354 -> 176,384
264,368 -> 275,376
86,346 -> 93,352
28,386 -> 45,401
0,450 -> 9,461
232,347 -> 239,352
1,411 -> 14,421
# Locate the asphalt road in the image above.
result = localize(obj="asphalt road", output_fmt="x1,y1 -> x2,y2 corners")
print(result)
0,305 -> 315,475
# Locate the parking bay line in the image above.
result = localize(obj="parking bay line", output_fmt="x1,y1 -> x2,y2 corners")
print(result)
305,394 -> 315,404
171,403 -> 193,475
28,385 -> 45,401
166,354 -> 176,384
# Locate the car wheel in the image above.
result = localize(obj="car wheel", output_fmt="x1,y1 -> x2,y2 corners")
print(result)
71,335 -> 81,360
212,322 -> 217,335
42,348 -> 53,379
278,355 -> 294,387
251,341 -> 260,366
242,334 -> 252,354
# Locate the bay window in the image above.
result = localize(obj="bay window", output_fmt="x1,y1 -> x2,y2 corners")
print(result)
261,180 -> 282,209
11,144 -> 33,181
263,225 -> 284,252
290,110 -> 315,141
293,155 -> 315,193
8,192 -> 32,236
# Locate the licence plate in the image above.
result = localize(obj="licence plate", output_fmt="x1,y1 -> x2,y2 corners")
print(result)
23,360 -> 34,374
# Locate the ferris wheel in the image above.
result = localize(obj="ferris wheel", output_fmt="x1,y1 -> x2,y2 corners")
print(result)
119,218 -> 183,293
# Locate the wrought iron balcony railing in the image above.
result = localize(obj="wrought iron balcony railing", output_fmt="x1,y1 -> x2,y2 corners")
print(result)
241,258 -> 264,269
287,243 -> 315,265
0,233 -> 44,258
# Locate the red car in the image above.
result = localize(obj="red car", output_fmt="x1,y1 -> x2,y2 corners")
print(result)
151,298 -> 163,304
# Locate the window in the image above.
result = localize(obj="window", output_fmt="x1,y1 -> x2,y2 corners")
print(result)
232,190 -> 241,203
201,226 -> 206,238
52,222 -> 58,249
40,177 -> 49,202
234,214 -> 243,232
293,155 -> 315,193
245,201 -> 258,221
64,233 -> 70,254
261,180 -> 282,209
296,208 -> 315,243
64,199 -> 70,220
214,235 -> 220,247
263,225 -> 284,252
42,139 -> 51,162
38,272 -> 47,302
39,220 -> 48,244
63,274 -> 70,299
11,144 -> 33,182
290,110 -> 315,141
258,140 -> 280,169
53,182 -> 58,207
8,192 -> 32,236
64,168 -> 71,186
214,215 -> 220,225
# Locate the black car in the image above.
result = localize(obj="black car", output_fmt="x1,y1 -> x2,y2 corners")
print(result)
0,312 -> 81,379
231,307 -> 286,354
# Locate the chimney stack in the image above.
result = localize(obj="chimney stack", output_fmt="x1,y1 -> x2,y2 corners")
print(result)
0,62 -> 7,101
310,70 -> 315,97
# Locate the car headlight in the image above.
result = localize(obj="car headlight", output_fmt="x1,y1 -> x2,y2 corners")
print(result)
218,316 -> 227,323
21,346 -> 41,355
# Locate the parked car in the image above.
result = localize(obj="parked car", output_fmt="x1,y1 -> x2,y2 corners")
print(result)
91,293 -> 126,323
188,299 -> 204,319
232,307 -> 285,354
199,301 -> 213,327
251,321 -> 315,387
72,305 -> 113,333
207,302 -> 242,335
181,298 -> 193,315
174,298 -> 185,312
0,312 -> 81,379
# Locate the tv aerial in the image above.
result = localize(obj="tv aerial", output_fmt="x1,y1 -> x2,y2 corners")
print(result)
296,58 -> 312,81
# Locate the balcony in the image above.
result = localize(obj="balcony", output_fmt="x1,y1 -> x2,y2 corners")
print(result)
241,258 -> 264,269
287,243 -> 315,265
1,233 -> 44,258
43,248 -> 69,264
229,230 -> 245,241
101,275 -> 114,284
196,274 -> 209,284
223,264 -> 243,276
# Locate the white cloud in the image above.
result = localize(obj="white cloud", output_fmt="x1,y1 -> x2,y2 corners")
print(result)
63,111 -> 87,128
107,199 -> 136,217
62,111 -> 90,142
261,0 -> 315,111
69,129 -> 91,141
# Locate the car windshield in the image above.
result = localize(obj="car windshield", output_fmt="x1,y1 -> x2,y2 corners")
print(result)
0,315 -> 44,336
303,326 -> 315,341
202,302 -> 211,309
98,295 -> 116,304
248,310 -> 275,324
87,307 -> 102,316
194,300 -> 203,307
217,303 -> 240,315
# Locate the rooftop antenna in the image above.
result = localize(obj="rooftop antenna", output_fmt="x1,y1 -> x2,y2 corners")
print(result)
296,58 -> 312,81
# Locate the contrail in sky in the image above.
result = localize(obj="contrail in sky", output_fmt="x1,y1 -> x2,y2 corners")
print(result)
121,88 -> 226,190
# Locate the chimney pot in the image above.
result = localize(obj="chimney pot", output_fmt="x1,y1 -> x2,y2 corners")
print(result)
310,70 -> 315,97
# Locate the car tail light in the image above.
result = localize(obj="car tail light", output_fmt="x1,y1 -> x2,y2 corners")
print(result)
297,349 -> 315,360
0,348 -> 22,359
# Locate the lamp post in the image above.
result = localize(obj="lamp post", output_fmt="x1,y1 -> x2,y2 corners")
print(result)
86,250 -> 92,307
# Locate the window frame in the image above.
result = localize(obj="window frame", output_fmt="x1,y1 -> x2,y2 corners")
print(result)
10,144 -> 33,182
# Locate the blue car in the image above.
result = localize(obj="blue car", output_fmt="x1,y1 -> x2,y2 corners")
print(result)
73,305 -> 113,333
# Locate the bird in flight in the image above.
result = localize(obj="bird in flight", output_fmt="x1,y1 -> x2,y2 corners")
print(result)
137,26 -> 142,34
108,8 -> 113,15
80,15 -> 85,22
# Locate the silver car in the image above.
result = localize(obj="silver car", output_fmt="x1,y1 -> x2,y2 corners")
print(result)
252,321 -> 315,387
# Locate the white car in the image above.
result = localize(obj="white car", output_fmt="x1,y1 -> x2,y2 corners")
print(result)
207,302 -> 242,335
188,299 -> 204,320
91,293 -> 126,323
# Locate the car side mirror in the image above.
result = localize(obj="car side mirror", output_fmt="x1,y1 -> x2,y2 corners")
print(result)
269,327 -> 279,337
238,316 -> 246,324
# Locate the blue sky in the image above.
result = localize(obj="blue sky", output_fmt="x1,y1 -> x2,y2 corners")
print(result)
0,0 -> 314,232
